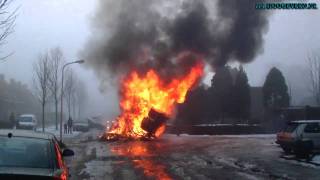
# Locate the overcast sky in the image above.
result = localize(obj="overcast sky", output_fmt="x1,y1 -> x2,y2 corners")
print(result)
0,0 -> 319,116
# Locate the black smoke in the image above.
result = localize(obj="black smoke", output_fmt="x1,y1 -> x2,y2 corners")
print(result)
82,0 -> 270,79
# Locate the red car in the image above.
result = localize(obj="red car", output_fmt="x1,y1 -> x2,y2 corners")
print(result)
0,129 -> 74,179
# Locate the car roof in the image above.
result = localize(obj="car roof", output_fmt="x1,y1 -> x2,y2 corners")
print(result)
0,129 -> 55,140
291,120 -> 320,124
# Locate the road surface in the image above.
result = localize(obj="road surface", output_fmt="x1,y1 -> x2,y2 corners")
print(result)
64,129 -> 320,180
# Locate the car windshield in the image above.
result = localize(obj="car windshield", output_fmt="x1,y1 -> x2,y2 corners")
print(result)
19,117 -> 32,122
0,136 -> 51,168
284,123 -> 299,133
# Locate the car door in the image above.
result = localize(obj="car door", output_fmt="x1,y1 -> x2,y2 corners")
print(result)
303,122 -> 320,149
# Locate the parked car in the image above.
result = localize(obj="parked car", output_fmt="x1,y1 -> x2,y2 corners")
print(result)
17,114 -> 37,131
73,122 -> 89,132
0,129 -> 74,179
276,120 -> 320,157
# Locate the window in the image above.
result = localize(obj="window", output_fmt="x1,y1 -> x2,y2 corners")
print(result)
19,117 -> 32,123
0,136 -> 51,168
285,123 -> 299,133
304,123 -> 320,133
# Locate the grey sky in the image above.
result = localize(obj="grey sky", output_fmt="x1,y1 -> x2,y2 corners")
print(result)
0,0 -> 319,116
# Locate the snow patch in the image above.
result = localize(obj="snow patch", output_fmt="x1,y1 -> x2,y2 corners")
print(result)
79,160 -> 113,179
177,134 -> 276,138
36,126 -> 80,137
214,157 -> 238,168
279,155 -> 320,169
311,155 -> 320,164
237,172 -> 260,180
195,124 -> 260,127
94,143 -> 112,158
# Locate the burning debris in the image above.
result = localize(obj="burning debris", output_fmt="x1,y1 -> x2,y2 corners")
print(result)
102,109 -> 168,141
83,0 -> 271,140
101,61 -> 204,140
141,109 -> 169,138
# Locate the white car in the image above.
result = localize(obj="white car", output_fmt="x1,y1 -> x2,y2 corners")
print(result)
277,120 -> 320,157
17,114 -> 37,131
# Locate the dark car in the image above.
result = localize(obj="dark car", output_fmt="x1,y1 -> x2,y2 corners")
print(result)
0,129 -> 74,179
73,122 -> 89,132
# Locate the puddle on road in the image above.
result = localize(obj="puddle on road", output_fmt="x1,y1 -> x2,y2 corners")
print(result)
110,141 -> 173,180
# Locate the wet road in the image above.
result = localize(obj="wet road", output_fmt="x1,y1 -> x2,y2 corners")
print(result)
65,129 -> 320,180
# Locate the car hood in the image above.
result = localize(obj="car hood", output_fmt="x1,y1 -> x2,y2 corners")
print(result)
0,167 -> 54,177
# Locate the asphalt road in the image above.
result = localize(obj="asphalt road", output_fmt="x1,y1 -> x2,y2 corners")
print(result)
64,129 -> 320,180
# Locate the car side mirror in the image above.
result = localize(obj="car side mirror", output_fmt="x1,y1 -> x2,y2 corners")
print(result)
62,148 -> 74,157
58,141 -> 67,149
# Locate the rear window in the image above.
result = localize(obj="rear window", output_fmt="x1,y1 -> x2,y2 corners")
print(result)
284,123 -> 299,132
19,117 -> 33,122
304,123 -> 320,133
0,136 -> 52,168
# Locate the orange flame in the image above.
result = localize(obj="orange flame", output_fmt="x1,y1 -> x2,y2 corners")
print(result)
108,60 -> 204,138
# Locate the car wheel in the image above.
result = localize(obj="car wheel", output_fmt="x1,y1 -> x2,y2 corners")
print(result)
294,141 -> 313,159
295,149 -> 310,159
281,146 -> 292,154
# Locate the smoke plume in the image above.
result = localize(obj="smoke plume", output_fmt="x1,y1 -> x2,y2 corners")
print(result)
82,0 -> 270,80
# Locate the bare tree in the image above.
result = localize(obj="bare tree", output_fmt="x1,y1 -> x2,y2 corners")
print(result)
307,53 -> 320,105
64,74 -> 87,121
72,91 -> 76,119
75,80 -> 87,120
67,80 -> 87,120
0,0 -> 18,60
48,47 -> 63,130
64,69 -> 76,119
33,52 -> 51,132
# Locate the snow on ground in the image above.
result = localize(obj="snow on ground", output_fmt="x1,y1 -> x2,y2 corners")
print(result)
79,160 -> 113,180
175,133 -> 276,138
195,124 -> 260,127
84,141 -> 111,158
36,126 -> 80,137
312,155 -> 320,164
66,130 -> 320,180
236,172 -> 260,180
279,155 -> 320,169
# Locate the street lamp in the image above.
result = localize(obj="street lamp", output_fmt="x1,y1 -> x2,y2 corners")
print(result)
60,60 -> 84,142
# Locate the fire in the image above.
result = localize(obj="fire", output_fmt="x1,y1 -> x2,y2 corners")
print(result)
107,60 -> 204,139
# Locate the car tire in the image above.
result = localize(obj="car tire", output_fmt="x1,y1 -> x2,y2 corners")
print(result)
294,141 -> 313,159
294,149 -> 308,158
281,146 -> 292,154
